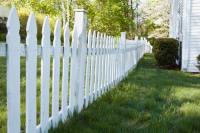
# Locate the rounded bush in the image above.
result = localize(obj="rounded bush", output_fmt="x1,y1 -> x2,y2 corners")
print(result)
197,55 -> 200,70
153,38 -> 179,69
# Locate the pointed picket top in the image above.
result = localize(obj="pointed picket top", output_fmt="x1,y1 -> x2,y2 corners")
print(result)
106,35 -> 109,48
106,35 -> 108,48
42,16 -> 51,40
108,36 -> 110,48
112,37 -> 114,48
26,12 -> 37,35
54,19 -> 61,40
109,37 -> 112,49
103,34 -> 107,48
103,35 -> 107,48
109,36 -> 111,48
7,7 -> 20,32
135,36 -> 138,41
87,30 -> 92,48
113,37 -> 115,48
64,23 -> 70,47
96,32 -> 100,48
109,36 -> 112,48
111,36 -> 114,48
92,31 -> 96,48
100,33 -> 104,49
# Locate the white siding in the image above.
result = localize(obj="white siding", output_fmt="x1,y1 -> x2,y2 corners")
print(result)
170,0 -> 183,39
186,0 -> 200,72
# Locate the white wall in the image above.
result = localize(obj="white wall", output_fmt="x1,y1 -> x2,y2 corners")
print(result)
185,0 -> 200,72
171,0 -> 200,72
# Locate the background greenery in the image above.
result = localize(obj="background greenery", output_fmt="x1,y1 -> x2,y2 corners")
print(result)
0,0 -> 170,40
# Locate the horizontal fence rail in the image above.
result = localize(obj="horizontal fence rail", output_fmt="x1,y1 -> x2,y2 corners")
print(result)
0,43 -> 150,57
1,7 -> 152,133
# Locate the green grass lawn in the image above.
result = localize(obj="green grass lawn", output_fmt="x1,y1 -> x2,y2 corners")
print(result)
49,54 -> 200,133
0,57 -> 60,133
0,54 -> 200,133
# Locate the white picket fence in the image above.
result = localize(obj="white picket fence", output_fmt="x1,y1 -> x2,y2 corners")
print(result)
2,7 -> 152,133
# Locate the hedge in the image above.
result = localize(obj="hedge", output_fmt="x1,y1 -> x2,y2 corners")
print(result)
197,55 -> 200,70
153,38 -> 179,69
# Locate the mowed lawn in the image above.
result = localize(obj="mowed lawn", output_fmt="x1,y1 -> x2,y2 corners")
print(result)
0,54 -> 200,133
0,57 -> 57,133
50,54 -> 200,133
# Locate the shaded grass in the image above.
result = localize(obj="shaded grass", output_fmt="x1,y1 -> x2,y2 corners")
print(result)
50,54 -> 200,133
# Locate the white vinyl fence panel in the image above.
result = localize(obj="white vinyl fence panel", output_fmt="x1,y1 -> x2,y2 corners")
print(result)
61,24 -> 70,122
2,7 -> 152,133
26,13 -> 37,133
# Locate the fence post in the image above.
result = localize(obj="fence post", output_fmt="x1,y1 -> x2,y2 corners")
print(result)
120,32 -> 126,78
74,9 -> 88,112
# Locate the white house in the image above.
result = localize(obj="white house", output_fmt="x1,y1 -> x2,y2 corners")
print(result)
170,0 -> 200,72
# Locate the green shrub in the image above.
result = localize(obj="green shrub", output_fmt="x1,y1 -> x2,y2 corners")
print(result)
0,17 -> 7,42
197,55 -> 200,70
148,37 -> 157,47
153,38 -> 179,69
0,8 -> 58,43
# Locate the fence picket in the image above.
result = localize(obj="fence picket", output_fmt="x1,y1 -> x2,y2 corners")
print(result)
98,33 -> 103,96
4,7 -> 153,133
89,31 -> 96,103
77,30 -> 87,113
40,16 -> 51,132
105,36 -> 110,91
26,13 -> 37,133
102,34 -> 107,94
69,27 -> 78,114
6,7 -> 21,133
112,38 -> 115,84
108,37 -> 112,87
94,32 -> 100,99
61,24 -> 70,121
96,33 -> 101,97
52,19 -> 61,127
85,30 -> 92,107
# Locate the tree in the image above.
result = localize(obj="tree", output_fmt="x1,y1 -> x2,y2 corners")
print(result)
137,0 -> 170,37
77,0 -> 135,38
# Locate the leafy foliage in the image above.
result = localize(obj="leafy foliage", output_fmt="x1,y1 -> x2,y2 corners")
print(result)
0,17 -> 7,42
138,0 -> 170,38
197,55 -> 200,70
1,0 -> 136,39
77,0 -> 135,38
153,38 -> 179,69
0,0 -> 170,39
